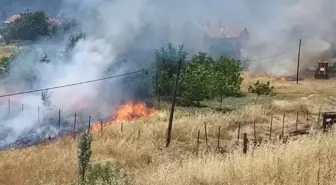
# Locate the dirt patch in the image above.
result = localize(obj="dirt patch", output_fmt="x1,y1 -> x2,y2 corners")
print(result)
0,46 -> 16,58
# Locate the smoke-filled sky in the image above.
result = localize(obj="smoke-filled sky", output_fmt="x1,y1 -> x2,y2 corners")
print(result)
57,0 -> 335,75
0,0 -> 335,146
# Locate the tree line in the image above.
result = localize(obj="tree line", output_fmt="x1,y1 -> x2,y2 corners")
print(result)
149,43 -> 243,108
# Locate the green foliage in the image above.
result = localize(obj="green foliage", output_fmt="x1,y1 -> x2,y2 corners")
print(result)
180,53 -> 214,106
152,43 -> 188,96
248,80 -> 274,104
77,132 -> 93,183
66,32 -> 86,54
73,163 -> 130,185
2,11 -> 52,42
151,44 -> 244,107
211,56 -> 243,108
0,54 -> 16,75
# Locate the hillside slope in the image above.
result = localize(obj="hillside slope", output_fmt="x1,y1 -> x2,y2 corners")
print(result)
0,77 -> 335,185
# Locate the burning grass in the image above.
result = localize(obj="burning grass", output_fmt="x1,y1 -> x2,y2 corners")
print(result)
1,76 -> 336,184
0,102 -> 328,185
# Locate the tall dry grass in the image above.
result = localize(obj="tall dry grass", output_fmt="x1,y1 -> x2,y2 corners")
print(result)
0,78 -> 336,184
0,104 -> 330,185
137,131 -> 336,185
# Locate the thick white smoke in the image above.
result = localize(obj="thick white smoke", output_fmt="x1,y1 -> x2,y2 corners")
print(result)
245,0 -> 336,76
0,0 -> 335,147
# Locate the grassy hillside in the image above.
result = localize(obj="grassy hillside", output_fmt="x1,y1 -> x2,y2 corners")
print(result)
0,76 -> 336,185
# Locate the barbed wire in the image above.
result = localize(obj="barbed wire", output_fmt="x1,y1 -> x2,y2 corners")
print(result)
0,48 -> 295,98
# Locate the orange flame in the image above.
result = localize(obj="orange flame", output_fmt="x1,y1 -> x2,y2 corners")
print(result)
90,101 -> 155,132
92,121 -> 103,132
112,100 -> 155,121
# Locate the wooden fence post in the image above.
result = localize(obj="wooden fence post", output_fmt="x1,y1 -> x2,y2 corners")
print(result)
165,59 -> 182,147
243,133 -> 248,154
100,120 -> 103,134
58,109 -> 61,128
253,121 -> 256,146
196,130 -> 200,156
322,113 -> 327,132
138,128 -> 141,140
269,115 -> 273,141
204,122 -> 208,146
21,104 -> 24,116
217,126 -> 221,150
317,107 -> 321,126
281,113 -> 285,139
295,111 -> 299,131
121,122 -> 124,132
73,112 -> 77,134
88,116 -> 91,133
237,122 -> 241,141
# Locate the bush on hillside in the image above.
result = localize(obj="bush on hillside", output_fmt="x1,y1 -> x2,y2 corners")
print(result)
248,80 -> 274,104
72,163 -> 130,185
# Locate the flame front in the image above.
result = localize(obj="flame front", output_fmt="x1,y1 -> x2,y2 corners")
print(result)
113,100 -> 155,121
91,100 -> 155,132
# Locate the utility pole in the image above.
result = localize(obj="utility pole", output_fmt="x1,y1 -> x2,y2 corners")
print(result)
166,59 -> 182,147
296,39 -> 302,84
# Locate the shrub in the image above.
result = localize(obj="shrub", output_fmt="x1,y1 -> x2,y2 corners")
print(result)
77,132 -> 93,183
73,163 -> 130,185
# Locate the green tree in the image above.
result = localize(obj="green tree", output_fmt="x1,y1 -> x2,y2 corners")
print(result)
77,132 -> 93,183
180,53 -> 214,106
211,57 -> 243,109
248,80 -> 274,104
2,11 -> 52,41
152,43 -> 188,97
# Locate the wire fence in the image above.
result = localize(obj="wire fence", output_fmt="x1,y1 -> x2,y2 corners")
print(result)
0,47 -> 304,150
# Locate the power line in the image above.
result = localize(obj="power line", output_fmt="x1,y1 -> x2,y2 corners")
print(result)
0,48 -> 295,98
301,45 -> 327,48
0,66 -> 157,98
241,48 -> 294,62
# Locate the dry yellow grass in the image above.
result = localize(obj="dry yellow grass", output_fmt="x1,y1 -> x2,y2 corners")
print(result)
0,45 -> 15,59
138,131 -> 336,185
0,77 -> 336,185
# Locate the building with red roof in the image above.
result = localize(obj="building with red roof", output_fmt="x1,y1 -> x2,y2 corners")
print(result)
3,14 -> 58,27
182,20 -> 249,59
